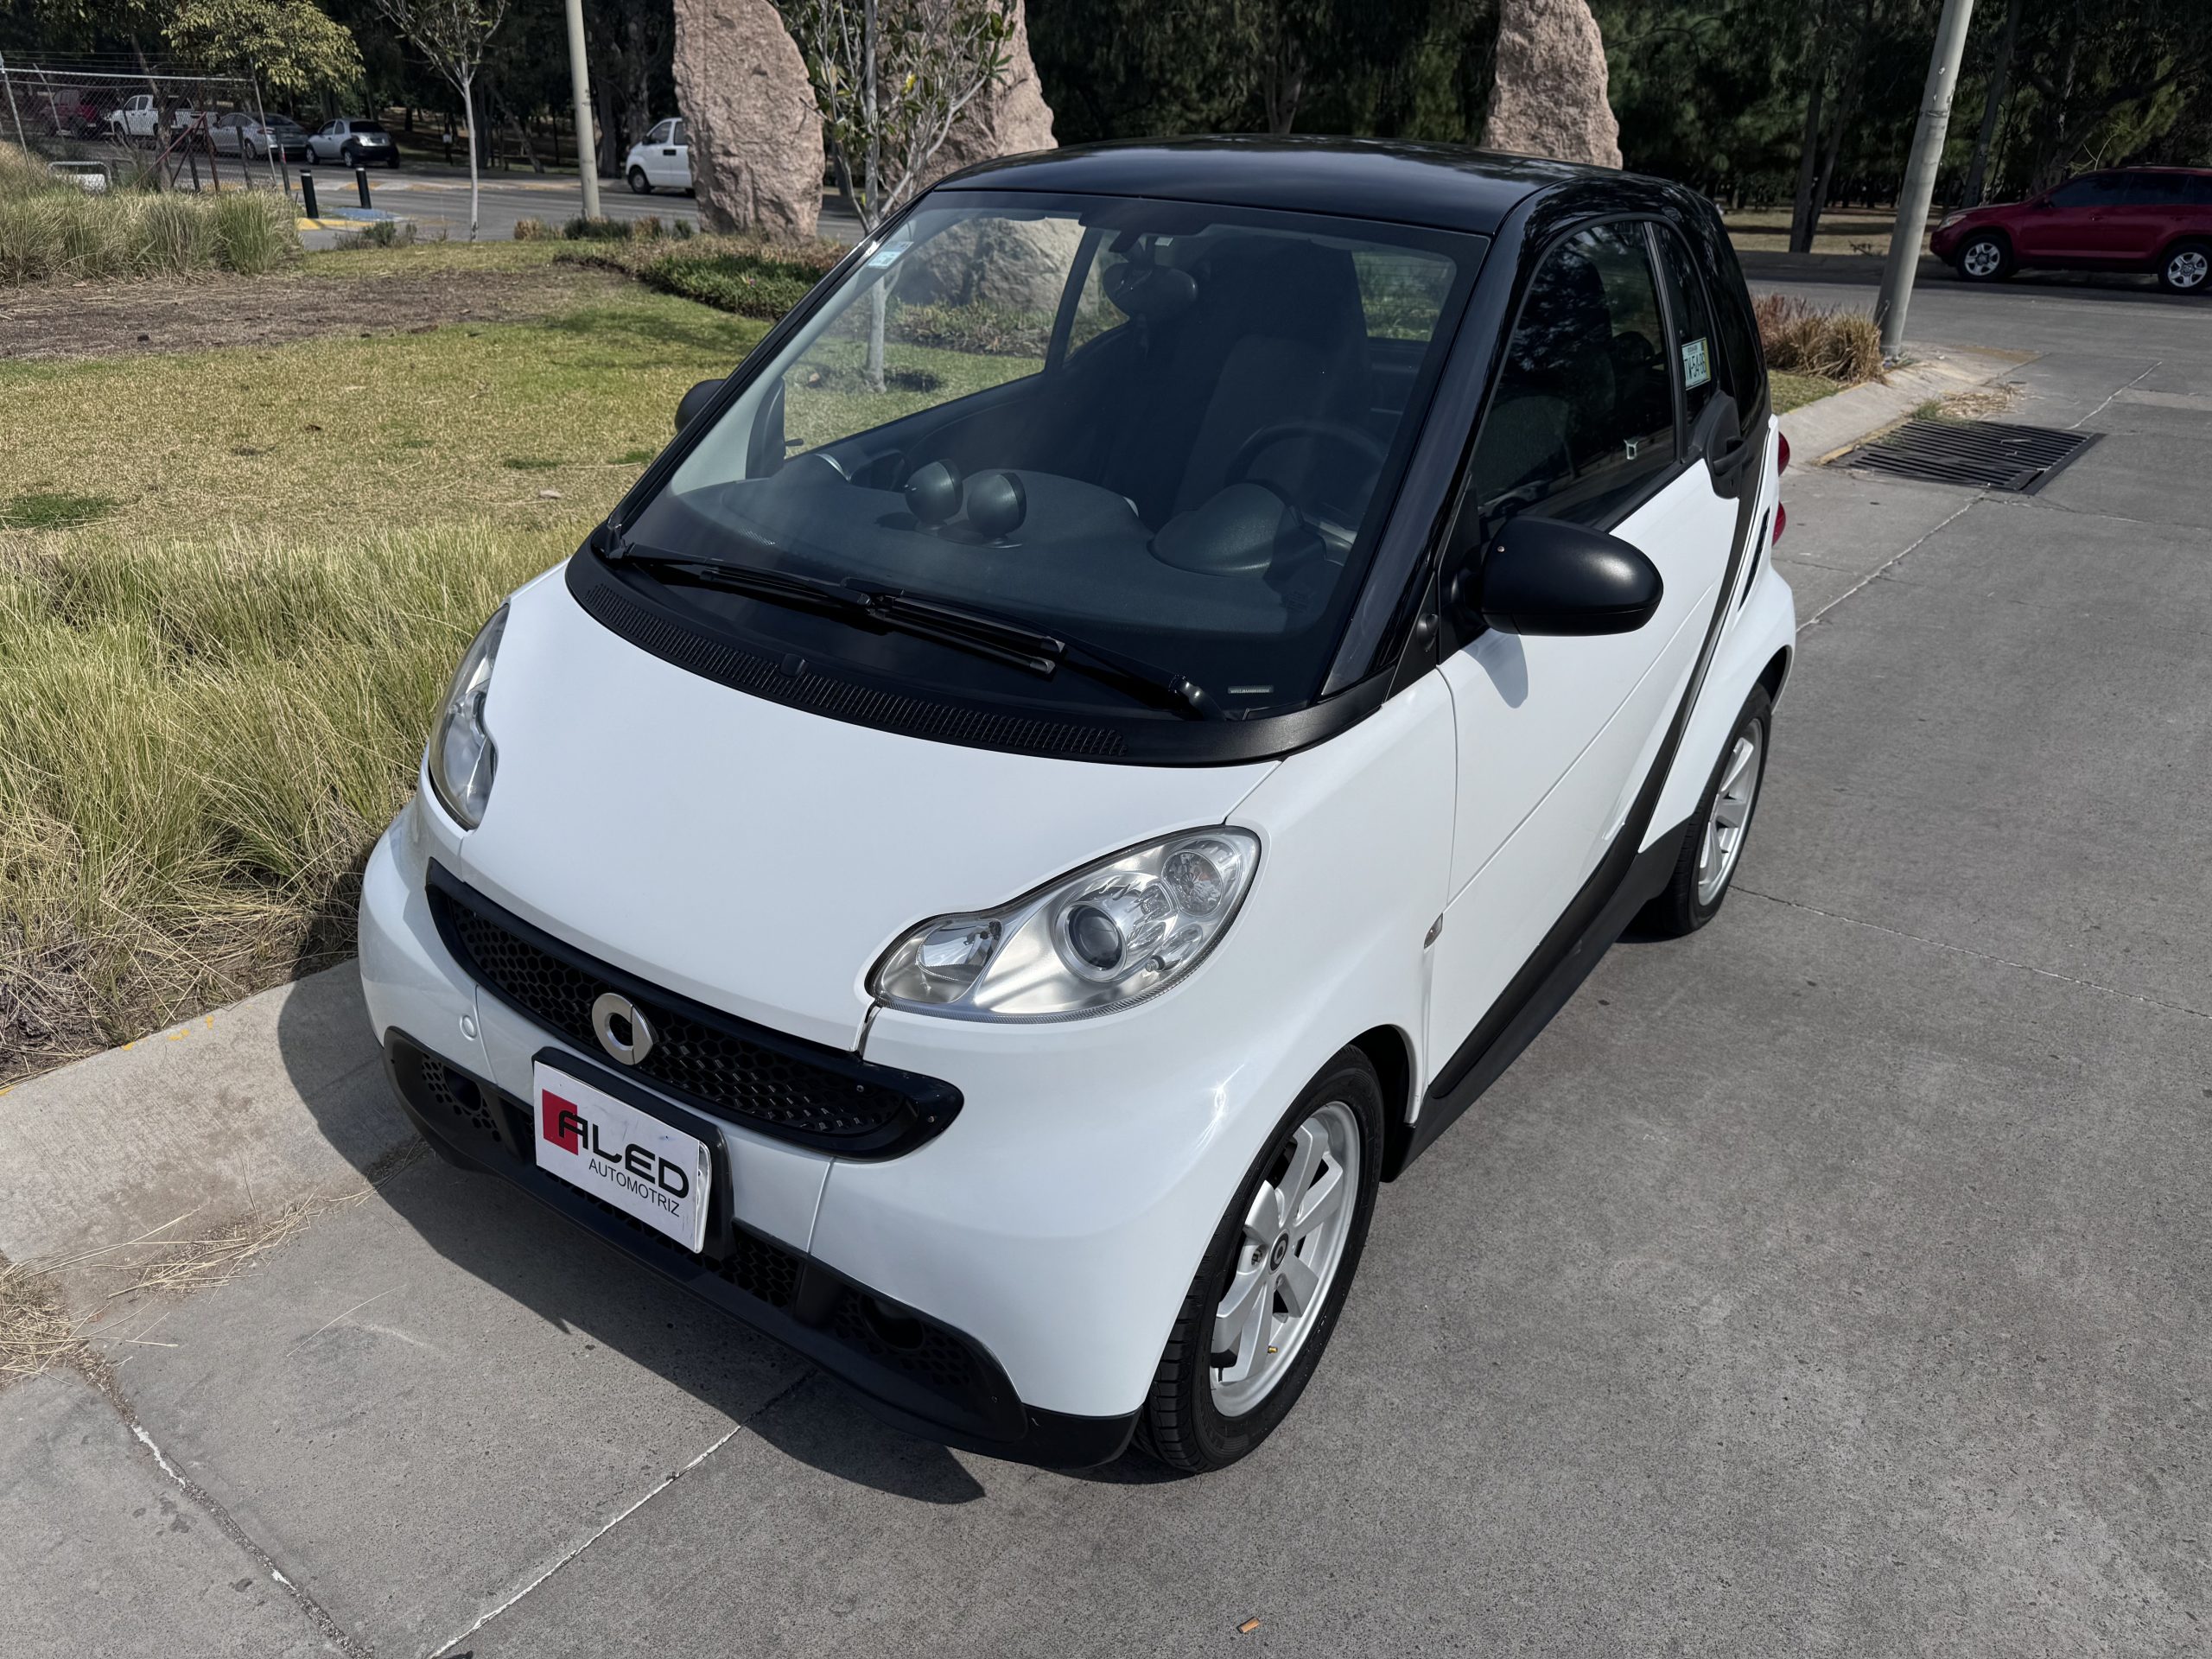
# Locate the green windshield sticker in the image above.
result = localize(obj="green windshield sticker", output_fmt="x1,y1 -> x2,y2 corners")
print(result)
1682,336 -> 1712,390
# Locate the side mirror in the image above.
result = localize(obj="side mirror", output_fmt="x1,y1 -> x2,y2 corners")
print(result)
676,378 -> 723,434
1450,515 -> 1663,636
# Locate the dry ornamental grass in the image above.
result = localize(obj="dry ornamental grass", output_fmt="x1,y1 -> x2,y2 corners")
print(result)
1753,292 -> 1885,385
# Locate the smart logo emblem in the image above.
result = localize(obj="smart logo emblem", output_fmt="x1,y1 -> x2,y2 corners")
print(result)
531,1062 -> 711,1251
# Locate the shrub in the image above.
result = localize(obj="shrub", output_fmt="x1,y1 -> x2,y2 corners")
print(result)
890,301 -> 1052,358
1755,293 -> 1884,385
563,214 -> 633,241
558,232 -> 843,321
0,143 -> 301,284
512,216 -> 550,240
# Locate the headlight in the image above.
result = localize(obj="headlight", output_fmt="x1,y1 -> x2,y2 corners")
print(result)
427,605 -> 507,829
1936,213 -> 1963,231
870,829 -> 1260,1020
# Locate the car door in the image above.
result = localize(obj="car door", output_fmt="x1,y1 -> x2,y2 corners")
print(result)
2100,172 -> 2189,264
642,120 -> 677,187
1424,219 -> 1741,1076
2017,173 -> 2125,262
668,118 -> 690,190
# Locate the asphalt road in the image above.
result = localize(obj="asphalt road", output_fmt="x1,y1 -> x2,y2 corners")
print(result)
10,281 -> 2211,1658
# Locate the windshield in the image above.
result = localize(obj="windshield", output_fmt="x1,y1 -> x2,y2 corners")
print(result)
620,191 -> 1478,721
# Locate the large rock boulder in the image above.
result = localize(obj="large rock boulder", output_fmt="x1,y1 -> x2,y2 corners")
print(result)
906,0 -> 1057,194
672,0 -> 823,237
1482,0 -> 1623,169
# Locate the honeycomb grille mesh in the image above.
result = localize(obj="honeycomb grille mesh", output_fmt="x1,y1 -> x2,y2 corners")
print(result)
431,885 -> 924,1145
422,1054 -> 499,1141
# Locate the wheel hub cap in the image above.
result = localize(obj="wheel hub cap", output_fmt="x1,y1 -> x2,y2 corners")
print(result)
1210,1100 -> 1360,1415
1695,727 -> 1764,906
2171,251 -> 2207,289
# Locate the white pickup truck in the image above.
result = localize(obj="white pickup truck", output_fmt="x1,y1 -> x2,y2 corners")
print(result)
105,94 -> 201,140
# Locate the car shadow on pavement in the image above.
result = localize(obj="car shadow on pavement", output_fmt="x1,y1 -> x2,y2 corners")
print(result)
274,970 -> 993,1503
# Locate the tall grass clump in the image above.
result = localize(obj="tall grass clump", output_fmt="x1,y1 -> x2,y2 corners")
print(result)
0,142 -> 300,284
560,231 -> 842,321
0,525 -> 563,1078
1755,293 -> 1885,384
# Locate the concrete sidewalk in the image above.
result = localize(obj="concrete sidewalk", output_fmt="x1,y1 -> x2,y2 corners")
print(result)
6,283 -> 2209,1657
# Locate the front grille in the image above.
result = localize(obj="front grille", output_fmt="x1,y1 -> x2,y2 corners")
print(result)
426,863 -> 958,1156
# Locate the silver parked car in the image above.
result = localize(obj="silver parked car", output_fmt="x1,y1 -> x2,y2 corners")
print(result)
308,118 -> 399,168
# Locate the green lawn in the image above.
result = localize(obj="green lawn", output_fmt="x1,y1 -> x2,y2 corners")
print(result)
0,258 -> 766,1081
1770,369 -> 1843,414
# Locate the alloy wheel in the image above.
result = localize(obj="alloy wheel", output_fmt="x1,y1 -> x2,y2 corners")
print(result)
1211,1099 -> 1360,1416
1961,238 -> 2004,278
1695,725 -> 1764,906
2167,248 -> 2209,291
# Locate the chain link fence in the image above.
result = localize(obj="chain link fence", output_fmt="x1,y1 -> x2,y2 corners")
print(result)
0,57 -> 283,194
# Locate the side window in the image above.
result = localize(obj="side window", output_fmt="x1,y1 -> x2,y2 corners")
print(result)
1465,222 -> 1675,529
2047,174 -> 2122,209
1654,226 -> 1717,428
671,119 -> 686,147
2117,173 -> 2186,207
2184,175 -> 2212,207
646,119 -> 673,145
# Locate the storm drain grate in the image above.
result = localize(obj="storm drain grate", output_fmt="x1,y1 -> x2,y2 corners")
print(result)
1841,419 -> 2101,493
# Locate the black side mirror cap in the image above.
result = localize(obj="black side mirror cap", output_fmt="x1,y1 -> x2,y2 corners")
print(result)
676,378 -> 723,434
1452,515 -> 1663,636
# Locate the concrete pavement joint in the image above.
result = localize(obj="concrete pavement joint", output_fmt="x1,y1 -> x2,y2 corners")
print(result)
2069,359 -> 2164,429
124,1408 -> 372,1656
1732,887 -> 2211,1023
1799,496 -> 1981,628
427,1369 -> 817,1656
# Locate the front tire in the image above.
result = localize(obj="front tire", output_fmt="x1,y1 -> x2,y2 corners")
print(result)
2159,240 -> 2210,296
628,167 -> 652,194
1953,232 -> 2012,283
1638,684 -> 1772,938
1135,1049 -> 1382,1473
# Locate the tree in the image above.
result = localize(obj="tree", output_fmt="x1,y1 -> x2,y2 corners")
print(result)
166,0 -> 364,98
371,0 -> 508,237
779,0 -> 1016,386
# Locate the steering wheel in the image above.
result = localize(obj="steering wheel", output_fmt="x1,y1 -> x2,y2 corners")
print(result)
1224,418 -> 1389,549
1224,418 -> 1389,487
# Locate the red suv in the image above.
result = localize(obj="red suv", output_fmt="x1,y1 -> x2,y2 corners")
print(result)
1931,167 -> 2212,295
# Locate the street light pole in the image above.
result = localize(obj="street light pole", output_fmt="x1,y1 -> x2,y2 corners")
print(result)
563,0 -> 601,219
1877,0 -> 1977,359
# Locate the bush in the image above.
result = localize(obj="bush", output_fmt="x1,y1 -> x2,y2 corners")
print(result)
0,143 -> 301,284
559,231 -> 844,321
563,214 -> 633,241
512,216 -> 550,241
1755,293 -> 1884,385
889,301 -> 1053,358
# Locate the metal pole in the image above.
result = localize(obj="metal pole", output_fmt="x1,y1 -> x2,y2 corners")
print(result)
0,54 -> 30,152
562,0 -> 601,219
1877,0 -> 1978,359
251,77 -> 284,199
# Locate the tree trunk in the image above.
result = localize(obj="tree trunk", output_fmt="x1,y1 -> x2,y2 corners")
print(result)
1803,0 -> 1871,251
462,71 -> 480,240
863,0 -> 886,391
1963,0 -> 2021,207
1788,4 -> 1832,253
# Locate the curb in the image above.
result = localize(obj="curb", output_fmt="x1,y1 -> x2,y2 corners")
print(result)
1778,345 -> 2032,467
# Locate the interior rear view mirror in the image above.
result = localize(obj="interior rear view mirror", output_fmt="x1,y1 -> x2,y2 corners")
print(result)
1452,515 -> 1664,636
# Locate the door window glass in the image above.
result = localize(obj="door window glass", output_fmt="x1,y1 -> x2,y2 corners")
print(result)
1655,226 -> 1717,428
2117,172 -> 2187,207
671,120 -> 687,146
2047,174 -> 2125,209
646,119 -> 674,145
1465,222 -> 1675,528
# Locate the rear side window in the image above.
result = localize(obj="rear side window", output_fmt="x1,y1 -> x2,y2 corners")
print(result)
672,120 -> 687,145
1654,226 -> 1718,429
2119,173 -> 2188,206
2187,175 -> 2212,207
1465,222 -> 1675,529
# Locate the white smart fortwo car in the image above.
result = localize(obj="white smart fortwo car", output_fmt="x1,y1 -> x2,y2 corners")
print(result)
361,138 -> 1796,1473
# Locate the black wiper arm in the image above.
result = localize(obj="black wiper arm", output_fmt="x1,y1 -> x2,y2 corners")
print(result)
858,588 -> 1222,720
607,543 -> 869,619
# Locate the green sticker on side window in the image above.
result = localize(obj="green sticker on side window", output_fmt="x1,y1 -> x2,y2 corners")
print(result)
1682,336 -> 1712,390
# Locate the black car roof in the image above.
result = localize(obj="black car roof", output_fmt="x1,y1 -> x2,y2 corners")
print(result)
933,136 -> 1638,237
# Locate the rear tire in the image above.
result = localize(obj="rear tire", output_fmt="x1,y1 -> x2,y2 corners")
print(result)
628,167 -> 652,194
2158,240 -> 2210,296
1135,1049 -> 1382,1474
1953,232 -> 2012,283
1637,685 -> 1772,938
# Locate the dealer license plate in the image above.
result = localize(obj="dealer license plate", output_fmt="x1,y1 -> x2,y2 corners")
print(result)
533,1062 -> 713,1253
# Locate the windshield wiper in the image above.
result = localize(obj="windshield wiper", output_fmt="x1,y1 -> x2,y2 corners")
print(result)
856,588 -> 1223,721
604,539 -> 1219,720
605,543 -> 870,620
